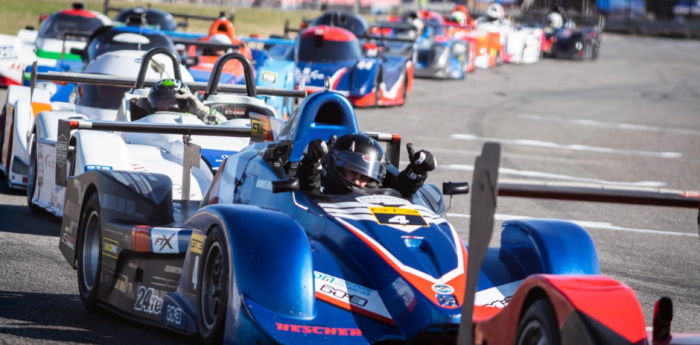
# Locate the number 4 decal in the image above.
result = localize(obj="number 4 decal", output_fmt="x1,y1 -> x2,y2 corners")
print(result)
388,215 -> 410,225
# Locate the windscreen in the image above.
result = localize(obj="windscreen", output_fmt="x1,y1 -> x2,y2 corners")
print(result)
312,13 -> 368,37
86,30 -> 175,61
297,37 -> 361,63
115,10 -> 177,31
76,83 -> 130,110
38,14 -> 104,41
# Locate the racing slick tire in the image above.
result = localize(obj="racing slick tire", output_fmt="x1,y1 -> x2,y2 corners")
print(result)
515,299 -> 561,345
77,192 -> 103,312
197,225 -> 230,345
26,132 -> 42,213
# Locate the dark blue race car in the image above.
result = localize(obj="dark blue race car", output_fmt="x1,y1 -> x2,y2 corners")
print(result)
53,82 -> 700,344
294,26 -> 413,108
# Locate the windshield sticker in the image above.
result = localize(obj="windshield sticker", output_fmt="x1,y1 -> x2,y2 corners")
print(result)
113,33 -> 151,44
355,195 -> 410,206
261,70 -> 277,84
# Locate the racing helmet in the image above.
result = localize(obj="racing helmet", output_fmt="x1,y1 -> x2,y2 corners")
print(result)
485,3 -> 506,20
210,33 -> 232,45
321,134 -> 388,195
147,79 -> 191,113
546,12 -> 564,29
450,11 -> 468,26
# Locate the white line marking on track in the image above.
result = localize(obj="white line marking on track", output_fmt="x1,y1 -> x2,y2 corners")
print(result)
520,114 -> 700,137
450,134 -> 682,159
447,213 -> 697,237
438,163 -> 667,187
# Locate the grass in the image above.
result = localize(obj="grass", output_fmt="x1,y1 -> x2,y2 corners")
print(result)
0,0 -> 325,37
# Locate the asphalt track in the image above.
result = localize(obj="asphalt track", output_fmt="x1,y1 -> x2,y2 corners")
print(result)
1,34 -> 699,344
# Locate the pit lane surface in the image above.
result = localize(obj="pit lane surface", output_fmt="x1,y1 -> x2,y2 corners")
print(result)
1,34 -> 699,343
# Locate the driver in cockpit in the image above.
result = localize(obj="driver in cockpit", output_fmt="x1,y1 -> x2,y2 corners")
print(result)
297,134 -> 437,197
147,79 -> 228,125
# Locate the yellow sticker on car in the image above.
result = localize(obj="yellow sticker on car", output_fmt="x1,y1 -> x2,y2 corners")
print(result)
189,233 -> 203,255
369,207 -> 428,227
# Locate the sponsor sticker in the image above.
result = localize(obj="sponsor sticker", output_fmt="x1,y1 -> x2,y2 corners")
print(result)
84,165 -> 113,172
133,286 -> 163,315
275,323 -> 362,336
187,233 -> 203,296
250,113 -> 273,143
61,232 -> 75,250
314,271 -> 392,323
261,70 -> 278,84
431,283 -> 455,294
151,228 -> 179,254
166,305 -> 182,325
370,207 -> 428,227
0,46 -> 18,60
102,237 -> 119,259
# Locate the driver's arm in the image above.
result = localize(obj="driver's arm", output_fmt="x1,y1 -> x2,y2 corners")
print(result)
177,88 -> 228,125
390,144 -> 437,198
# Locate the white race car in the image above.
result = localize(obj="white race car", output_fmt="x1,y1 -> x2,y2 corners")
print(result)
0,48 -> 193,191
476,18 -> 543,65
0,3 -> 111,87
25,49 -> 304,216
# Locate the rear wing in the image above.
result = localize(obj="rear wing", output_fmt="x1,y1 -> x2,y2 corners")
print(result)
31,63 -> 307,99
55,119 -> 251,199
456,142 -> 699,345
282,18 -> 312,38
103,0 -> 234,26
361,131 -> 402,168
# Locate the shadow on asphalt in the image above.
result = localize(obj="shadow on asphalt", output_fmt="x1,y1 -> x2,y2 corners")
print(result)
0,291 -> 194,344
0,175 -> 24,197
0,204 -> 61,236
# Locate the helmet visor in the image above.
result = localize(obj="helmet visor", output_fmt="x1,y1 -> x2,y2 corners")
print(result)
333,151 -> 386,182
154,98 -> 191,113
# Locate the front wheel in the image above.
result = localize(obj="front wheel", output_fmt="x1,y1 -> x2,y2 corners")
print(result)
27,132 -> 42,213
515,299 -> 561,345
197,225 -> 230,345
77,192 -> 103,312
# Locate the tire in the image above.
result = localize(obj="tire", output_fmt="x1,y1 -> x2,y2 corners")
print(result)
399,72 -> 408,106
374,70 -> 382,108
515,299 -> 561,345
197,225 -> 230,345
77,192 -> 102,312
26,132 -> 42,213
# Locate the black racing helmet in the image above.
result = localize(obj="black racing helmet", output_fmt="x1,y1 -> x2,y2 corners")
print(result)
148,79 -> 190,113
321,134 -> 388,195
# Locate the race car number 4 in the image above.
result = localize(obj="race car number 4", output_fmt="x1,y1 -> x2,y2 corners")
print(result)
370,207 -> 428,227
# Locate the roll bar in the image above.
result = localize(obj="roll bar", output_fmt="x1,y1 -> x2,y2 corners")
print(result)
133,47 -> 182,91
204,52 -> 256,99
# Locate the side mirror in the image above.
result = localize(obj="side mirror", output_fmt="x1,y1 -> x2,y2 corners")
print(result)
272,177 -> 300,193
69,48 -> 83,56
443,181 -> 469,195
25,25 -> 35,31
178,21 -> 188,29
38,14 -> 48,24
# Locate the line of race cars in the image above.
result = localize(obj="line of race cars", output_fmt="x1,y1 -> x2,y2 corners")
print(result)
5,3 -> 698,345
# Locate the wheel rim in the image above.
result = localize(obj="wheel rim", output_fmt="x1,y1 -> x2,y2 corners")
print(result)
201,242 -> 224,329
82,211 -> 100,291
517,319 -> 550,345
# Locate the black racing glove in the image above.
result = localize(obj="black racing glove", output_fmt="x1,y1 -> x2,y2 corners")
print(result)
298,135 -> 337,193
391,143 -> 437,198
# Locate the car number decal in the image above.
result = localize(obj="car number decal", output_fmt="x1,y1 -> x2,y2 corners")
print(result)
187,233 -> 203,296
369,207 -> 428,227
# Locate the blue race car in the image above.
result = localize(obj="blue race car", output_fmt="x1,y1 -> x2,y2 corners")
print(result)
55,87 -> 700,344
293,26 -> 413,108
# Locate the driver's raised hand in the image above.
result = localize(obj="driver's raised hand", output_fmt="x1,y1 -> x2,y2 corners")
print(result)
406,143 -> 437,177
300,135 -> 337,168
